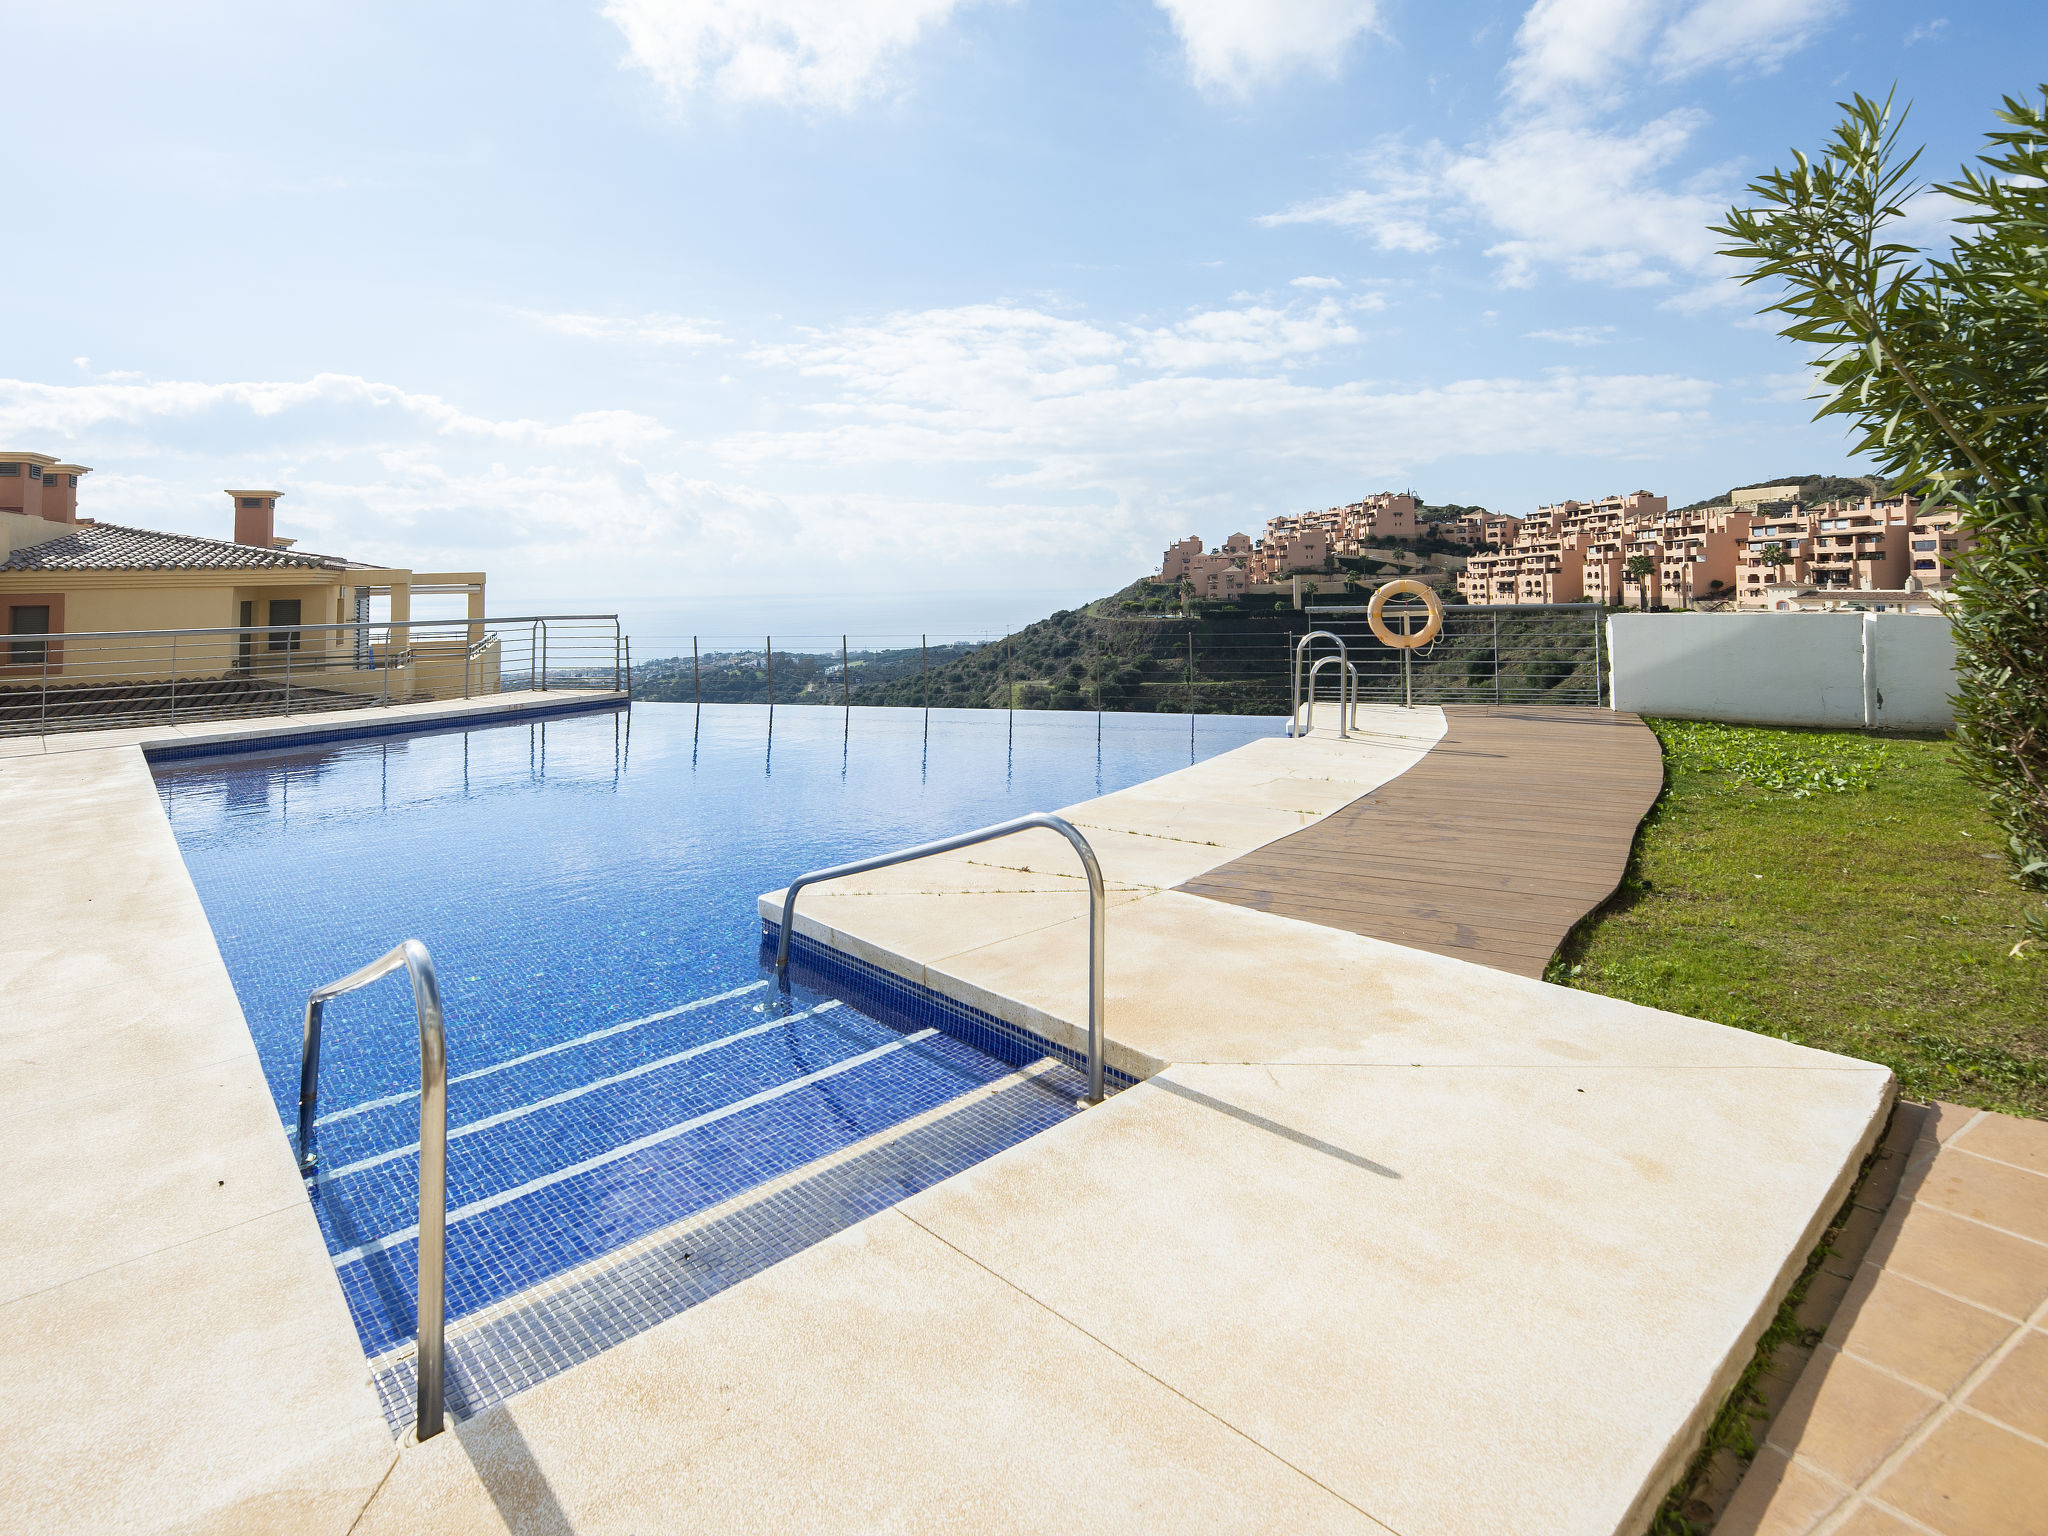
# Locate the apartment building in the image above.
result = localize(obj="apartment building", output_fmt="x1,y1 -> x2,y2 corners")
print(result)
1440,510 -> 1523,548
1457,492 -> 1669,606
1154,531 -> 1255,599
0,451 -> 487,689
1153,494 -> 1425,597
1450,483 -> 1973,610
1732,494 -> 1970,608
1244,492 -> 1418,581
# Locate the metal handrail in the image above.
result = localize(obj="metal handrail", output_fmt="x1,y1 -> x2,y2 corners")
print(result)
773,813 -> 1108,1105
1304,655 -> 1358,737
295,939 -> 449,1443
5,613 -> 622,643
1289,630 -> 1348,737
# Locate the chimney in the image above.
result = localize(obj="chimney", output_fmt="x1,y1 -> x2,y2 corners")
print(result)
227,489 -> 283,547
43,464 -> 89,523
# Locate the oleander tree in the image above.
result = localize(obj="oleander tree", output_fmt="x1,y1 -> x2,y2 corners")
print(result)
1715,86 -> 2048,944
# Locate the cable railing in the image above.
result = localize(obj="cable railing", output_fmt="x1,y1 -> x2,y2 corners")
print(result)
773,812 -> 1108,1106
295,939 -> 449,1443
626,604 -> 1608,717
0,613 -> 625,737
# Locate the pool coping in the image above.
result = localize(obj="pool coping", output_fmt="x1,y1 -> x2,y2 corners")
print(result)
1,701 -> 1896,1536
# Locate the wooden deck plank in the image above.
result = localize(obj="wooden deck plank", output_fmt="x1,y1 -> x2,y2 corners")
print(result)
1177,705 -> 1665,979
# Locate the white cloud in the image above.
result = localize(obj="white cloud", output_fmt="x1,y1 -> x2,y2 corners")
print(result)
1259,158 -> 1444,253
1653,0 -> 1841,77
0,293 -> 1723,602
603,0 -> 980,109
1905,17 -> 1949,44
1506,0 -> 1663,103
1262,0 -> 1847,292
0,373 -> 668,453
1154,0 -> 1382,94
1133,298 -> 1361,370
522,310 -> 728,347
1527,325 -> 1616,345
721,300 -> 1713,494
1508,0 -> 1840,102
1263,111 -> 1722,286
1291,275 -> 1344,289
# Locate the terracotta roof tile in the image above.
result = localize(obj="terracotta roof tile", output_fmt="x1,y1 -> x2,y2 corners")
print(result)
1,521 -> 347,573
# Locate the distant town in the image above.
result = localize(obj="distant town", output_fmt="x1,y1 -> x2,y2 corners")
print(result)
1157,483 -> 1973,614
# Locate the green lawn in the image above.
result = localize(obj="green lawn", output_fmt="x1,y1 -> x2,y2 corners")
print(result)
1548,720 -> 2046,1118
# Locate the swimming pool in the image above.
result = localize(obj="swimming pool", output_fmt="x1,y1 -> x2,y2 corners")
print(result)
154,702 -> 1284,1423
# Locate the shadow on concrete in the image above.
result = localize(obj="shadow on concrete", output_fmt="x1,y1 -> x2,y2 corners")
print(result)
455,1409 -> 577,1535
1150,1077 -> 1400,1179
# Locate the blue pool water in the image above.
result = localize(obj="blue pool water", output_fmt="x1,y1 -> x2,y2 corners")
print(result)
154,702 -> 1282,1413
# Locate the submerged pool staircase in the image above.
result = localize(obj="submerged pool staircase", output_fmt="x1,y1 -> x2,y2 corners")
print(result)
291,817 -> 1115,1436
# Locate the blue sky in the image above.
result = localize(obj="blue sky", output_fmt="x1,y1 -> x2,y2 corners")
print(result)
2,0 -> 2038,638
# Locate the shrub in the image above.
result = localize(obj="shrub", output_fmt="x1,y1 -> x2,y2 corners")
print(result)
1717,87 -> 2048,941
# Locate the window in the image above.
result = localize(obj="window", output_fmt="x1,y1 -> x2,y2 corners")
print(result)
9,604 -> 50,666
240,496 -> 267,510
267,599 -> 302,651
0,463 -> 16,476
1914,559 -> 1937,570
1912,539 -> 1935,551
27,465 -> 41,480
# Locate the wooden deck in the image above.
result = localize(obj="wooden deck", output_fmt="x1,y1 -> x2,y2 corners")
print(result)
1177,705 -> 1665,979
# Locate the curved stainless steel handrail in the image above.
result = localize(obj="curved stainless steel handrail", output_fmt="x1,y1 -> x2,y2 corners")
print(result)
773,813 -> 1108,1105
1304,655 -> 1358,738
1290,630 -> 1349,738
296,939 -> 449,1443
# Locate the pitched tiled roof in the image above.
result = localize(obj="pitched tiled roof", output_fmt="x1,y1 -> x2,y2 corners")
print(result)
2,521 -> 347,573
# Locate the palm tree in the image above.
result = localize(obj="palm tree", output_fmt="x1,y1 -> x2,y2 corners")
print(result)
1623,553 -> 1657,606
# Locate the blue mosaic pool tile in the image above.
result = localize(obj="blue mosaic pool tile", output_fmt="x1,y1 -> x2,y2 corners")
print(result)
762,925 -> 1139,1093
371,1062 -> 1083,1430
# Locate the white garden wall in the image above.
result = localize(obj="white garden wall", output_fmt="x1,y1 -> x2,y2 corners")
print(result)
1606,612 -> 1957,729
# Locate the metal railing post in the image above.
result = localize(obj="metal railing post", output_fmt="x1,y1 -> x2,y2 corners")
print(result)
693,636 -> 701,705
1493,611 -> 1502,705
921,635 -> 929,711
296,939 -> 448,1442
284,631 -> 293,713
766,635 -> 773,708
538,622 -> 548,691
170,634 -> 178,721
1593,606 -> 1605,707
775,813 -> 1109,1105
841,635 -> 849,707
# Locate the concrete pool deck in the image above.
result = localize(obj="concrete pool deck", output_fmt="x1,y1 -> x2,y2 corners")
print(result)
6,699 -> 1895,1535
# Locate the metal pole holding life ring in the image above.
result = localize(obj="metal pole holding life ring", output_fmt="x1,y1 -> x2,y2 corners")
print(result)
1367,579 -> 1443,709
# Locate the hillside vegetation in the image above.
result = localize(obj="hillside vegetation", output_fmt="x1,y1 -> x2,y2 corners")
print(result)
634,578 -> 1609,715
634,641 -> 978,705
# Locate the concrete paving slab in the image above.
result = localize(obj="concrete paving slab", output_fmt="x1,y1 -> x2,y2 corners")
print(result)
354,1209 -> 1394,1536
899,1059 -> 1888,1536
759,710 -> 1895,1536
0,1206 -> 394,1536
0,741 -> 397,1536
0,953 -> 256,1116
0,1050 -> 307,1304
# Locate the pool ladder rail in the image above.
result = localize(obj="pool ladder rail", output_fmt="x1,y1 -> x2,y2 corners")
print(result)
774,812 -> 1109,1107
296,939 -> 449,1444
1290,630 -> 1358,738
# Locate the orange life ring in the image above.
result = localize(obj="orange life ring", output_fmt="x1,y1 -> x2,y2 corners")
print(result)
1367,579 -> 1443,649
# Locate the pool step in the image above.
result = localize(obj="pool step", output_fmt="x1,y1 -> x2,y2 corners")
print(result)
365,1055 -> 1083,1430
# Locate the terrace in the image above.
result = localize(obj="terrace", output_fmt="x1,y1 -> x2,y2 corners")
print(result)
0,634 -> 2025,1536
